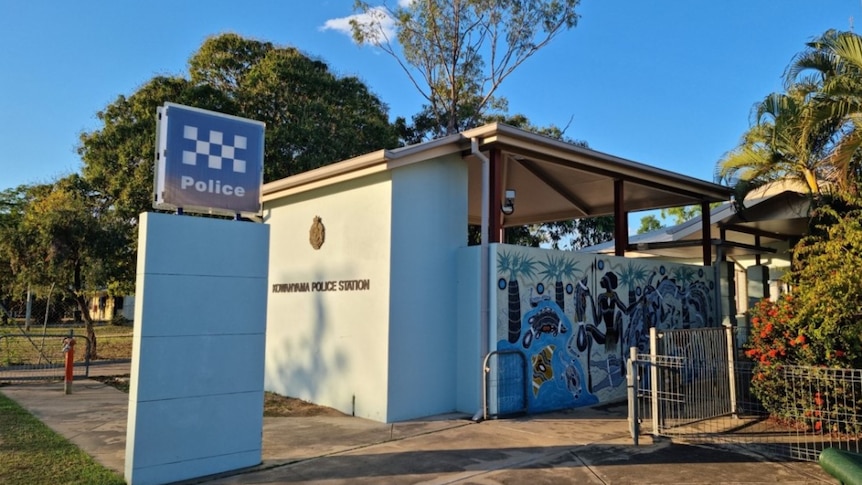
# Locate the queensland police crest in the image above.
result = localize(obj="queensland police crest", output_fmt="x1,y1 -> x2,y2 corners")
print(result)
309,216 -> 325,250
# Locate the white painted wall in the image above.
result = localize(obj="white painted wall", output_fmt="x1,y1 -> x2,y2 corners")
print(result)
126,212 -> 269,485
265,172 -> 392,421
455,246 -> 482,414
387,155 -> 468,421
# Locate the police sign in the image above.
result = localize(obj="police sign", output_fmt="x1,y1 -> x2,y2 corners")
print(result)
154,103 -> 264,215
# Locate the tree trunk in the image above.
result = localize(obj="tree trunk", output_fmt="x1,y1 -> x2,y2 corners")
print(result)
73,262 -> 97,360
74,293 -> 97,360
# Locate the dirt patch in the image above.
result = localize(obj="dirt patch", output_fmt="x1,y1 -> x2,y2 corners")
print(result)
92,375 -> 345,418
264,392 -> 346,417
93,375 -> 130,393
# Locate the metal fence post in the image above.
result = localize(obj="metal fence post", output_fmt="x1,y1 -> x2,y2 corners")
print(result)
650,326 -> 660,436
628,346 -> 639,445
62,330 -> 75,395
724,324 -> 738,417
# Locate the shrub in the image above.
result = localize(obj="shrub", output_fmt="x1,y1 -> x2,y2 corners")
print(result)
790,206 -> 862,369
745,206 -> 862,429
745,295 -> 801,416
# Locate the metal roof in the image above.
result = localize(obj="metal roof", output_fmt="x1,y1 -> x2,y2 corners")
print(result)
262,122 -> 732,226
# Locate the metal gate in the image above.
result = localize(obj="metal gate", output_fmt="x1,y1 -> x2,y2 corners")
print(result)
629,326 -> 736,438
0,332 -> 91,383
483,349 -> 528,419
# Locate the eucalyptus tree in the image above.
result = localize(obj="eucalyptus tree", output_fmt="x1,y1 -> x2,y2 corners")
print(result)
351,0 -> 581,139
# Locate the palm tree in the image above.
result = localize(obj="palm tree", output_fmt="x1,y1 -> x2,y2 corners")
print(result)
784,29 -> 862,198
716,86 -> 838,203
717,30 -> 862,205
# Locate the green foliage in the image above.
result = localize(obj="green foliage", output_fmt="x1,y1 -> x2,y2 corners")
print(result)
0,186 -> 30,311
660,205 -> 702,225
80,76 -> 231,224
352,0 -> 580,138
746,296 -> 862,434
789,206 -> 862,366
80,33 -> 397,209
636,214 -> 663,234
717,29 -> 862,204
236,40 -> 398,180
570,215 -> 614,250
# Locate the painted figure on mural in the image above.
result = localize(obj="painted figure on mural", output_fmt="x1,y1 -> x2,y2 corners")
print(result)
573,271 -> 630,393
598,273 -> 626,356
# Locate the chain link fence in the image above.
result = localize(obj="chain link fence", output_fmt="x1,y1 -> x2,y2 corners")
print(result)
0,288 -> 133,384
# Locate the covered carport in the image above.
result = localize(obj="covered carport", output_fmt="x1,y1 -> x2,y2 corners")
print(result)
461,123 -> 732,263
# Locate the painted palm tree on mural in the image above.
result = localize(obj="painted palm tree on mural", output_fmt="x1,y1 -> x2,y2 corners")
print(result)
498,250 -> 537,344
615,262 -> 650,307
538,254 -> 579,311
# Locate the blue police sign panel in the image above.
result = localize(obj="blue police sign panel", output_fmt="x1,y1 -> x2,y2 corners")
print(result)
154,103 -> 264,215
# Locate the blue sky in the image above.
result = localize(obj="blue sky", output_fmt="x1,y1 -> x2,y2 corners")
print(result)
0,1 -> 856,193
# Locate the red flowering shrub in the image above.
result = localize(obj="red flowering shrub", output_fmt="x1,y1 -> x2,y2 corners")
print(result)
745,295 -> 802,415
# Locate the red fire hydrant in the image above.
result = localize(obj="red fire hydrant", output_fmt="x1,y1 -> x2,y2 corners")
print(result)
62,336 -> 75,395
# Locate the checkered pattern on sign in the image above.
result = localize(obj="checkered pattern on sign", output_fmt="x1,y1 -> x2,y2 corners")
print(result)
182,125 -> 248,173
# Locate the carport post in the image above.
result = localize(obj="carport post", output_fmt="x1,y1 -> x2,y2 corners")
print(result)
627,346 -> 639,445
614,180 -> 627,256
701,201 -> 712,266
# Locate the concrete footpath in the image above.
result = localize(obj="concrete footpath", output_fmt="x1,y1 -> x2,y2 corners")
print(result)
0,376 -> 835,484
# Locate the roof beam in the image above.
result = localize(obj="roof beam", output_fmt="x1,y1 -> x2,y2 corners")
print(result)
628,239 -> 777,254
720,223 -> 796,240
516,158 -> 591,216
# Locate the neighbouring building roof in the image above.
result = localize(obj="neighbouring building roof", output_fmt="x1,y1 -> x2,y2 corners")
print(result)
580,188 -> 811,260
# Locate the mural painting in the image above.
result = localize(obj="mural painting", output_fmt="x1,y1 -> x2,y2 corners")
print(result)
494,244 -> 717,414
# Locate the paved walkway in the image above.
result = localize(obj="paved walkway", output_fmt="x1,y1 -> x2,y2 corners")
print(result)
0,375 -> 836,484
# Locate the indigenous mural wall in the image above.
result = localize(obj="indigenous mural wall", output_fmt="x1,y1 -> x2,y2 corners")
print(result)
493,244 -> 717,414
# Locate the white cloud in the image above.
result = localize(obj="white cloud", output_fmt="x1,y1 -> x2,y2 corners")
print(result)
320,7 -> 396,44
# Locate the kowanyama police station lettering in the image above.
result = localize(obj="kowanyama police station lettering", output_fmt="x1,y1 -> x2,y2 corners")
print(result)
272,279 -> 371,293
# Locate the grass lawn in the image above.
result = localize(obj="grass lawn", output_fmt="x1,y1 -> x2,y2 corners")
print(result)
0,392 -> 125,485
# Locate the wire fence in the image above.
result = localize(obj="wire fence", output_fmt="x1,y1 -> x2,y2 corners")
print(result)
629,326 -> 862,462
0,330 -> 134,384
1,290 -> 134,383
